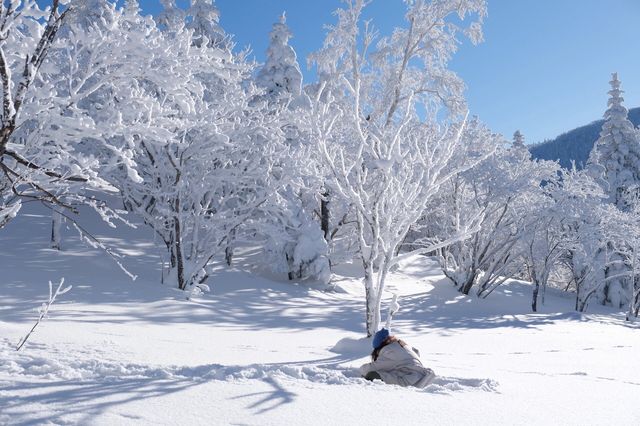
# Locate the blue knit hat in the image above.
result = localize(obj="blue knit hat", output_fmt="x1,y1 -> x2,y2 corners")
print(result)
372,328 -> 390,349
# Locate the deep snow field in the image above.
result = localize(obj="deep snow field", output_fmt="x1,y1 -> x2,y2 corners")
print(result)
1,206 -> 639,426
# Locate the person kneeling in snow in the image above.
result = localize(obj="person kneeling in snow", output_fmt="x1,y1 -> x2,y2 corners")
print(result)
360,328 -> 435,388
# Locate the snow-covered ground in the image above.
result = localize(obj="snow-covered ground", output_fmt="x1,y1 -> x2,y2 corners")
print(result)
1,207 -> 639,425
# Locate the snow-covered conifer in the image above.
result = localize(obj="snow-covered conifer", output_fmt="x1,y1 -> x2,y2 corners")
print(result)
253,13 -> 334,283
589,73 -> 640,209
511,130 -> 530,156
257,13 -> 303,102
513,130 -> 526,149
587,73 -> 640,307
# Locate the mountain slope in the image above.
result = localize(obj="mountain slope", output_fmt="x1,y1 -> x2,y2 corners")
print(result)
529,107 -> 640,168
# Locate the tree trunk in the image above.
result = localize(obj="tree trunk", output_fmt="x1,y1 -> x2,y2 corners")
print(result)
50,209 -> 63,250
320,190 -> 330,241
576,286 -> 597,312
577,298 -> 586,312
532,281 -> 539,312
173,206 -> 186,290
629,279 -> 640,320
285,252 -> 294,281
459,273 -> 475,295
225,246 -> 233,267
225,228 -> 235,267
363,263 -> 376,337
372,258 -> 391,332
0,125 -> 15,159
169,241 -> 177,269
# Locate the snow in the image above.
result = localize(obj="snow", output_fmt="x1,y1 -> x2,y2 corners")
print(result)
1,205 -> 640,425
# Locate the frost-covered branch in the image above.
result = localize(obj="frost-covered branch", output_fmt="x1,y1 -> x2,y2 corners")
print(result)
16,278 -> 72,351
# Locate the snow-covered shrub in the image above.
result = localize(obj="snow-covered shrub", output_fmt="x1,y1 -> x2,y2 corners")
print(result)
263,191 -> 331,285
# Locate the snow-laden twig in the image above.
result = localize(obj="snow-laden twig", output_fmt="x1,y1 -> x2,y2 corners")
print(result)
16,278 -> 72,351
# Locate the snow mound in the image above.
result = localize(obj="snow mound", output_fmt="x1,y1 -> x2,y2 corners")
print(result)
329,336 -> 371,355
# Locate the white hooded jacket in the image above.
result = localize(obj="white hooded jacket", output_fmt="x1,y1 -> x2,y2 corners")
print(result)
359,341 -> 435,388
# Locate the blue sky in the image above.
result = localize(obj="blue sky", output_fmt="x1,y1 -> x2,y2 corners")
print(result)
135,0 -> 640,144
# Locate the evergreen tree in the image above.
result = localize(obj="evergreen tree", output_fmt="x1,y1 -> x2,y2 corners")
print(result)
513,130 -> 526,149
256,13 -> 303,101
588,73 -> 640,209
588,73 -> 640,308
511,130 -> 531,160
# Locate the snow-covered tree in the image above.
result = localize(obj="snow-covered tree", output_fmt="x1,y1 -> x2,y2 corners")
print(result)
431,124 -> 558,299
589,73 -> 640,209
520,166 -> 603,312
603,214 -> 640,320
1,0 -> 147,242
513,130 -> 526,149
256,13 -> 304,102
308,0 -> 489,336
546,167 -> 609,312
511,129 -> 530,159
262,188 -> 331,285
253,13 -> 334,284
0,0 -> 71,228
186,0 -> 228,49
587,73 -> 640,308
99,8 -> 287,291
158,0 -> 185,31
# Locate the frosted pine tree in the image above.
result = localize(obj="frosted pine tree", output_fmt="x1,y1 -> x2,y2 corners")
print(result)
588,73 -> 640,308
589,73 -> 640,209
256,13 -> 303,102
510,130 -> 530,160
513,130 -> 526,149
257,14 -> 329,284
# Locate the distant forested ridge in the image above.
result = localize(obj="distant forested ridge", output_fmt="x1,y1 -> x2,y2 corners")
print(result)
529,107 -> 640,168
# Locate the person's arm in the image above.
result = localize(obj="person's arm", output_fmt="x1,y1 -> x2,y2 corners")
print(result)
366,350 -> 402,372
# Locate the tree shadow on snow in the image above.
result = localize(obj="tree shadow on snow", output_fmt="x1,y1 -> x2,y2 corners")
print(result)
0,376 -> 207,425
230,376 -> 297,414
393,278 -> 594,334
4,269 -> 368,335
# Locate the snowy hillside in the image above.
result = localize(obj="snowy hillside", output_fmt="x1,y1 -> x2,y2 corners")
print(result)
529,107 -> 640,168
1,206 -> 639,425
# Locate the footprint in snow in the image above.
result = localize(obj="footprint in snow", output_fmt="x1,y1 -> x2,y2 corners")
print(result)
425,376 -> 500,394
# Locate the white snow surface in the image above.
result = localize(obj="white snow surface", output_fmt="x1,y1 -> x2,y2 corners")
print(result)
1,206 -> 639,425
